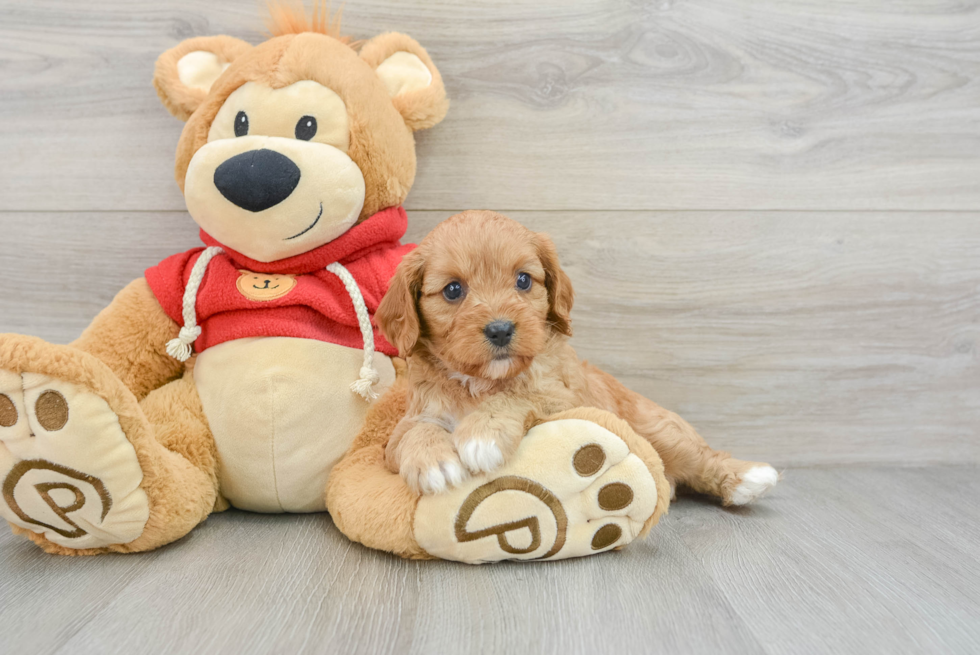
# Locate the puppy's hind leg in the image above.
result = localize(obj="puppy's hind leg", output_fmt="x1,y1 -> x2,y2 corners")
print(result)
586,366 -> 778,505
628,402 -> 778,506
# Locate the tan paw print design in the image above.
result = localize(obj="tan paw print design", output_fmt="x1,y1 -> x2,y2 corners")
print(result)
236,270 -> 297,301
413,417 -> 660,563
0,369 -> 149,549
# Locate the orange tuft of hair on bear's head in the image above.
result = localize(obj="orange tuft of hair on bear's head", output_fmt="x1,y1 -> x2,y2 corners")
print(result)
265,1 -> 355,45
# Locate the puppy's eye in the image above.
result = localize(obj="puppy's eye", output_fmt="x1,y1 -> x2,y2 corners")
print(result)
295,115 -> 317,141
516,272 -> 532,291
442,281 -> 464,302
234,111 -> 249,137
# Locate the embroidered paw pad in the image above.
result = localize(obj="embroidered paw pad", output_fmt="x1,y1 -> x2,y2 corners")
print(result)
413,418 -> 659,563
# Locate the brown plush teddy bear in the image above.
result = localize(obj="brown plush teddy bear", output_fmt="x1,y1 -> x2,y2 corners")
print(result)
0,7 -> 446,553
0,6 -> 676,562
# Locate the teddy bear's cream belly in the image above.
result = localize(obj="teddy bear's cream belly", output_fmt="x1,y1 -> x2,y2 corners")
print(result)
193,337 -> 395,513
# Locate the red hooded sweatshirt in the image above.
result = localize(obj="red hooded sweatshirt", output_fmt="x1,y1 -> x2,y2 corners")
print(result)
145,205 -> 413,357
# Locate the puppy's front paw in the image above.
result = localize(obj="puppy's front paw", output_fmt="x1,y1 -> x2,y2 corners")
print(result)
457,438 -> 505,475
393,424 -> 468,495
402,456 -> 466,495
453,415 -> 523,475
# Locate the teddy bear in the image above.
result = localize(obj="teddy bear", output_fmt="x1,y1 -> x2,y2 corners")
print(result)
0,6 -> 673,562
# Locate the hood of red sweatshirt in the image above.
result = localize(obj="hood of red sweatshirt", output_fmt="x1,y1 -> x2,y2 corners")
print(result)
199,205 -> 409,275
145,205 -> 413,357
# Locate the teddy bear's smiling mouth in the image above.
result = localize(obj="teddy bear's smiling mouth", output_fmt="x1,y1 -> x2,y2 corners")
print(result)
284,202 -> 324,241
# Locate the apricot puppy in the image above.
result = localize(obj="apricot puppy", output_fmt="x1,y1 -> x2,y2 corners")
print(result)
376,211 -> 778,505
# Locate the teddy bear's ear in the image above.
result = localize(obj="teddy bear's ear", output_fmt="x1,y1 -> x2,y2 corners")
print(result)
359,33 -> 449,132
153,36 -> 253,121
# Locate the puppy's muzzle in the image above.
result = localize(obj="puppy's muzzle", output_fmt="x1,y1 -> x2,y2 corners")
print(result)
484,320 -> 515,348
213,149 -> 301,212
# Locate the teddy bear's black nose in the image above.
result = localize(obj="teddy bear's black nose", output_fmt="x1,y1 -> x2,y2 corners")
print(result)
213,149 -> 301,212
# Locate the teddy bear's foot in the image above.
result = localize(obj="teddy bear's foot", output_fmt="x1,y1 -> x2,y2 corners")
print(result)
0,337 -> 150,551
413,416 -> 663,563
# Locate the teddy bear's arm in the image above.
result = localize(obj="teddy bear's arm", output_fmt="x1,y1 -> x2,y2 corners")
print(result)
70,278 -> 185,400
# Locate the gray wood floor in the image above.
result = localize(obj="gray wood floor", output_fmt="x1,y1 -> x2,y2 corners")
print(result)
2,467 -> 978,655
1,1 -> 979,653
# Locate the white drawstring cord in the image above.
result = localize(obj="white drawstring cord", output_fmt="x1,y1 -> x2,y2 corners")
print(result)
325,261 -> 381,401
164,248 -> 380,401
166,246 -> 224,362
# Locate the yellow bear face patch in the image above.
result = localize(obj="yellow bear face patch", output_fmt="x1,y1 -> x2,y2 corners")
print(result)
236,270 -> 297,302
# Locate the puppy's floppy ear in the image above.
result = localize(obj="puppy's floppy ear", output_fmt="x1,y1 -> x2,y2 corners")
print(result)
377,248 -> 426,356
359,32 -> 449,132
153,36 -> 252,121
535,233 -> 574,337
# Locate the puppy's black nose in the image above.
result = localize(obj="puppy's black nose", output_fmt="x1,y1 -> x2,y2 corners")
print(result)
484,320 -> 515,348
213,149 -> 301,212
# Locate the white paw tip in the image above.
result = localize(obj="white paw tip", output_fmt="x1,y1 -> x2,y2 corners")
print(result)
439,460 -> 465,488
459,439 -> 504,474
730,465 -> 779,506
422,466 -> 448,495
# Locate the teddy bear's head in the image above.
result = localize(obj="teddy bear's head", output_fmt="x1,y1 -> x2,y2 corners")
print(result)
152,6 -> 447,263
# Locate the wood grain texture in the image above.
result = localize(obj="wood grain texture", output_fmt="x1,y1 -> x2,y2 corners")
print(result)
1,210 -> 976,465
1,0 -> 979,211
1,467 -> 978,655
2,3 -> 979,653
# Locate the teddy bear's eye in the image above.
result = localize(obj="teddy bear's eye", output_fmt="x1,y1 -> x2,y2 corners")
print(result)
295,115 -> 317,141
234,111 -> 248,137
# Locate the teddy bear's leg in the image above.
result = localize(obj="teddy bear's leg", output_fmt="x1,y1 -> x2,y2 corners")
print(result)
327,390 -> 671,563
0,335 -> 217,555
127,368 -> 221,548
326,384 -> 430,559
70,278 -> 186,401
411,409 -> 670,563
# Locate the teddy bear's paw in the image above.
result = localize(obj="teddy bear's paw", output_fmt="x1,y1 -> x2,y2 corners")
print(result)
413,418 -> 659,563
0,368 -> 149,549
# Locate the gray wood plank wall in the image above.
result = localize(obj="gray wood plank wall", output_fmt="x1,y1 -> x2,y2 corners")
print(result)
1,1 -> 977,465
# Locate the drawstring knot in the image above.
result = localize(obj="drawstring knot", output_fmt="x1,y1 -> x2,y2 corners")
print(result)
350,365 -> 382,401
166,325 -> 202,361
165,246 -> 223,362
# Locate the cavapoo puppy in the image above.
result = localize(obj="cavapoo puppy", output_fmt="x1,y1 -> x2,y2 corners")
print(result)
376,210 -> 778,504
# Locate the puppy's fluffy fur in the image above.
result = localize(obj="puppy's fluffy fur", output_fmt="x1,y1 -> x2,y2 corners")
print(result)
377,210 -> 776,503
